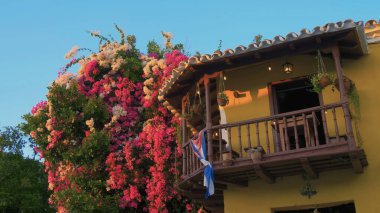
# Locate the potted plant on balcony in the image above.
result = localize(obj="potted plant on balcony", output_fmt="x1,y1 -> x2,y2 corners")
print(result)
217,72 -> 229,107
217,92 -> 229,107
222,151 -> 233,166
245,146 -> 265,162
334,75 -> 354,94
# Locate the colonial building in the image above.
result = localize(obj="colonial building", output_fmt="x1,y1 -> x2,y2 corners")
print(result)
159,19 -> 380,212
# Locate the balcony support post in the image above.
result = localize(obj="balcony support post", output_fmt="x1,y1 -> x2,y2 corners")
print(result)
204,77 -> 213,163
331,46 -> 356,150
181,97 -> 187,176
332,46 -> 363,173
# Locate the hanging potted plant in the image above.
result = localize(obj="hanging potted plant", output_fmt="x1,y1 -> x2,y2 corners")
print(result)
310,72 -> 334,93
192,83 -> 204,116
217,72 -> 229,107
310,50 -> 334,93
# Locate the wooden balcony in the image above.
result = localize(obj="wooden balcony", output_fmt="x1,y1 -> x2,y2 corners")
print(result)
179,101 -> 367,192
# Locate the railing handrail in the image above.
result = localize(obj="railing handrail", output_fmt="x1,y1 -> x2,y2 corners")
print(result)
210,101 -> 348,130
182,101 -> 348,147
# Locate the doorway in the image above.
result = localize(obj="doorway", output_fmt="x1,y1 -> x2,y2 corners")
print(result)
270,77 -> 326,149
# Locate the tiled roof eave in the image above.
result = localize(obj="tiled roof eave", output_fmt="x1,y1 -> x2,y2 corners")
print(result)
158,19 -> 373,126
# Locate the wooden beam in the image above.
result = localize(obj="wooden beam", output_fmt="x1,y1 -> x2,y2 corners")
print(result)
338,40 -> 359,48
186,193 -> 223,200
253,165 -> 275,183
289,43 -> 296,50
315,37 -> 322,44
214,182 -> 228,190
225,58 -> 232,65
349,152 -> 363,173
254,52 -> 261,59
194,180 -> 228,190
300,158 -> 318,179
215,179 -> 248,187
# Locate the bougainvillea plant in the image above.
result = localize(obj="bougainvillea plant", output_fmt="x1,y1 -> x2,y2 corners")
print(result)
22,26 -> 199,213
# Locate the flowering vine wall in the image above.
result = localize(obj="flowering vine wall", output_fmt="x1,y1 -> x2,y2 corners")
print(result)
22,29 -> 196,212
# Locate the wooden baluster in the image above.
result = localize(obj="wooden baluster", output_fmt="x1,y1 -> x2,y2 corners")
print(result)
186,146 -> 190,176
332,107 -> 340,142
188,146 -> 191,174
183,146 -> 187,176
312,111 -> 320,146
303,113 -> 310,148
283,117 -> 290,151
228,127 -> 232,156
321,107 -> 330,144
292,115 -> 300,150
193,149 -> 197,171
265,121 -> 270,154
238,125 -> 243,157
274,119 -> 281,152
189,146 -> 194,174
256,122 -> 260,147
218,128 -> 222,161
189,146 -> 192,173
192,147 -> 196,172
247,124 -> 252,149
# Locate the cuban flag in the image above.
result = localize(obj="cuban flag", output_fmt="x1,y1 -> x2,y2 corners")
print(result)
190,130 -> 215,199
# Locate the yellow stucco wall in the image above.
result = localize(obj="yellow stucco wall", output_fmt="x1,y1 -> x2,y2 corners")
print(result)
222,43 -> 380,213
222,52 -> 346,155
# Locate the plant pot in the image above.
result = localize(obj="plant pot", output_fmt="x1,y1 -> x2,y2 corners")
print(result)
222,152 -> 233,166
217,98 -> 228,107
250,150 -> 263,162
318,76 -> 332,88
334,75 -> 354,94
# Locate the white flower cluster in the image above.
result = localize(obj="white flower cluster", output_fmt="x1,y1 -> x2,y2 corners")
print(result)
142,58 -> 166,100
64,46 -> 79,59
77,40 -> 130,74
96,42 -> 129,70
162,32 -> 173,49
104,104 -> 127,129
54,72 -> 76,89
112,104 -> 127,119
85,118 -> 95,132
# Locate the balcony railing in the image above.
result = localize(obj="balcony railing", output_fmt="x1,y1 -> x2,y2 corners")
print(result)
181,101 -> 365,180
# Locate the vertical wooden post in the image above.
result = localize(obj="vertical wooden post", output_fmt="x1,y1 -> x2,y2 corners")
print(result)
312,111 -> 320,146
274,119 -> 281,152
181,98 -> 187,176
332,46 -> 356,149
238,125 -> 242,157
265,121 -> 270,154
204,78 -> 213,162
319,94 -> 330,144
218,128 -> 222,161
303,113 -> 310,148
292,115 -> 300,150
247,124 -> 252,149
255,122 -> 261,147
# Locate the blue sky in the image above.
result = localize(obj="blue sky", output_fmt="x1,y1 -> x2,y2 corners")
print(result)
0,0 -> 378,129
